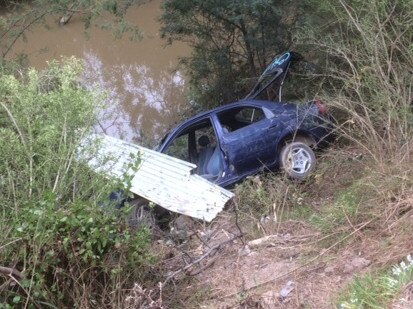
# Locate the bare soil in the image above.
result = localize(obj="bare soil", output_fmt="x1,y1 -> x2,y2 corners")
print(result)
191,217 -> 356,308
157,147 -> 413,309
160,209 -> 412,308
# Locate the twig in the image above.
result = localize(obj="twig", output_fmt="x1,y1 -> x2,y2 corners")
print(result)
0,238 -> 22,250
0,102 -> 27,150
8,274 -> 42,309
247,233 -> 320,249
233,203 -> 245,245
163,234 -> 242,285
0,266 -> 24,280
2,10 -> 49,58
343,209 -> 363,238
0,279 -> 12,292
220,217 -> 376,299
188,254 -> 220,276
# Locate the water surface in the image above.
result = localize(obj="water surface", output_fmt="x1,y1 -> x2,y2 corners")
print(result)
9,0 -> 189,145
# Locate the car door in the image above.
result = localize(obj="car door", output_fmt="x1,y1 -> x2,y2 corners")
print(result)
160,116 -> 227,182
214,106 -> 274,175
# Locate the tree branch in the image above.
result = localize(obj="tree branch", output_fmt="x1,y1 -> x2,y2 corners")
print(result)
163,234 -> 242,285
0,266 -> 24,281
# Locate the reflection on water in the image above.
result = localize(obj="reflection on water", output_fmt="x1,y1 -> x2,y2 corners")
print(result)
81,51 -> 187,145
8,0 -> 189,145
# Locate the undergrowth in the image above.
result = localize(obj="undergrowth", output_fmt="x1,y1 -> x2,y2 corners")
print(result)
0,59 -> 157,308
339,255 -> 413,309
233,0 -> 413,307
307,0 -> 413,305
233,174 -> 306,237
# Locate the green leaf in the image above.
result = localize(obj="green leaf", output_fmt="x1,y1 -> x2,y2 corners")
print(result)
12,296 -> 21,303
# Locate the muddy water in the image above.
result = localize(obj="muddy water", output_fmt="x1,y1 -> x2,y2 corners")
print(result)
9,0 -> 189,145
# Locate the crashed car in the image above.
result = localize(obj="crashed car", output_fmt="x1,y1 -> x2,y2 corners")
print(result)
157,51 -> 333,187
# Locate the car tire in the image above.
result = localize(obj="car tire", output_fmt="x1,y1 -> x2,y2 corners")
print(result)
280,141 -> 316,180
128,197 -> 156,229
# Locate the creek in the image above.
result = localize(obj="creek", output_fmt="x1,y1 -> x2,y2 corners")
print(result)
9,0 -> 189,145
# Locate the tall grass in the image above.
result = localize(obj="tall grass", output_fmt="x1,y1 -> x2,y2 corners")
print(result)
306,1 -> 413,306
306,0 -> 413,226
233,174 -> 307,237
316,0 -> 412,165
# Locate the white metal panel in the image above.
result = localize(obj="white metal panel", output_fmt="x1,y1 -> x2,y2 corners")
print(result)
80,134 -> 234,222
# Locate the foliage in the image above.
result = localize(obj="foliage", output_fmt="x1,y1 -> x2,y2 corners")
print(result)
338,255 -> 413,308
0,58 -> 154,308
0,0 -> 145,61
233,174 -> 306,236
304,0 -> 413,164
160,0 -> 317,111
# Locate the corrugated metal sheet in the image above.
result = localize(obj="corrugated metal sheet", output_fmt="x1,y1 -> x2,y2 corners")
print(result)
80,134 -> 234,222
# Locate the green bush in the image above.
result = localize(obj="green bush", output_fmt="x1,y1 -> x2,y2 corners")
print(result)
0,58 -> 154,308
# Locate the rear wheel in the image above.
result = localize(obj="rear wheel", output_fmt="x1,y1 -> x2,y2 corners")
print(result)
280,141 -> 316,180
128,197 -> 156,229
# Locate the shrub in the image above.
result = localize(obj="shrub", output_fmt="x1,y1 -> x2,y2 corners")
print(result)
0,58 -> 154,308
308,0 -> 413,165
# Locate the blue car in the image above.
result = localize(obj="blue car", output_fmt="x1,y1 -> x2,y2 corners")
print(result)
157,52 -> 333,187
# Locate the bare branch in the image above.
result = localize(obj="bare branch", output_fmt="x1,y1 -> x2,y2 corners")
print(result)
163,234 -> 242,285
0,266 -> 24,280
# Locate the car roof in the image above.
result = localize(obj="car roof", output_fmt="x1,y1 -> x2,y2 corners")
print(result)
169,99 -> 296,131
160,50 -> 304,145
189,100 -> 279,120
157,99 -> 299,151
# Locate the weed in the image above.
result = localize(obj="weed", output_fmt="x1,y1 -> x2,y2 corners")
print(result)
309,183 -> 366,233
233,173 -> 308,237
338,255 -> 413,308
311,0 -> 413,167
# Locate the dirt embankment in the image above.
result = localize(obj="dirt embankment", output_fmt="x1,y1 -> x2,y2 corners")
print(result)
154,146 -> 413,308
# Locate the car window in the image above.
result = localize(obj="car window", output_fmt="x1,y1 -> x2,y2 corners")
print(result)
195,126 -> 217,149
164,134 -> 189,161
217,106 -> 267,133
235,107 -> 266,123
162,118 -> 219,163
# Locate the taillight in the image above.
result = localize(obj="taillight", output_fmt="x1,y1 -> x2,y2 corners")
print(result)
315,99 -> 327,114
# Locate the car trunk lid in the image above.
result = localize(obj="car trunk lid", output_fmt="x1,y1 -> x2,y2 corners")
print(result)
244,51 -> 301,100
